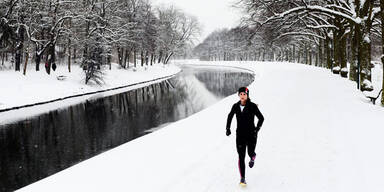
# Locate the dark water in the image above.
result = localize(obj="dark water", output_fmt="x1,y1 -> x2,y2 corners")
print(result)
0,65 -> 254,191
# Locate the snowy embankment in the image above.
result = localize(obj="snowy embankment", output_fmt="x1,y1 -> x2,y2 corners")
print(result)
0,63 -> 180,123
20,61 -> 384,192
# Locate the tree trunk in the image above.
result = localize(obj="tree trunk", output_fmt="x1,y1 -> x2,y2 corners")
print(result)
297,48 -> 300,63
23,50 -> 29,75
340,34 -> 347,77
35,46 -> 42,71
165,52 -> 174,64
325,36 -> 332,69
73,47 -> 77,60
127,49 -> 131,68
134,50 -> 137,68
349,26 -> 357,82
124,49 -> 129,68
158,51 -> 162,63
334,30 -> 340,71
15,44 -> 23,71
67,19 -> 72,73
309,49 -> 312,65
118,47 -> 123,67
15,22 -> 25,71
367,37 -> 372,81
319,40 -> 323,67
47,43 -> 55,75
163,53 -> 168,63
139,51 -> 143,67
323,38 -> 327,68
2,52 -> 5,66
355,23 -> 362,89
292,44 -> 296,63
359,34 -> 370,90
305,44 -> 308,64
381,0 -> 384,104
68,40 -> 71,73
356,0 -> 374,90
262,50 -> 265,61
285,49 -> 289,61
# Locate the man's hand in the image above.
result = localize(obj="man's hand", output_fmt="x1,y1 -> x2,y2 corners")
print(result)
254,127 -> 260,137
226,128 -> 231,136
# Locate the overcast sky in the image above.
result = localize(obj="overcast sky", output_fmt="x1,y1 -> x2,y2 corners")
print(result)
152,0 -> 242,43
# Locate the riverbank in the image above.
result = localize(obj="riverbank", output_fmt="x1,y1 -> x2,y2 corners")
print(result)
0,63 -> 181,123
20,61 -> 384,192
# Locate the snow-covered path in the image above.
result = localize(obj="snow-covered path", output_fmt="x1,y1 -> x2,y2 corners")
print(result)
19,61 -> 384,192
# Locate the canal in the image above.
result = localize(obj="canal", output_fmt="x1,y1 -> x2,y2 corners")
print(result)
0,65 -> 254,191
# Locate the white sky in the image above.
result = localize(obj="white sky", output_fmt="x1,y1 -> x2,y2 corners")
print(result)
152,0 -> 241,43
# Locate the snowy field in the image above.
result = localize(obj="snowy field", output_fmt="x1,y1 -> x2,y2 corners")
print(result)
0,63 -> 180,123
19,61 -> 384,192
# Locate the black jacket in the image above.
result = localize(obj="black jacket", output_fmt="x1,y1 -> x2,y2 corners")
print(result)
226,99 -> 264,137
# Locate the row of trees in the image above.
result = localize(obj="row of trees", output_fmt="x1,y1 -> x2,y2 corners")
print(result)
0,0 -> 200,84
194,27 -> 276,62
195,0 -> 384,105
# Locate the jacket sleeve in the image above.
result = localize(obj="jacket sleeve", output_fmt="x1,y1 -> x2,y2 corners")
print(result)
254,105 -> 264,129
226,104 -> 235,130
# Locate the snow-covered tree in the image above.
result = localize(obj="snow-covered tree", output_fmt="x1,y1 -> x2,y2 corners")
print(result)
238,0 -> 381,91
0,0 -> 201,84
0,0 -> 18,68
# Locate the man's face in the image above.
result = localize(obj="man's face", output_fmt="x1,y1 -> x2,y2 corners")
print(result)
239,92 -> 248,103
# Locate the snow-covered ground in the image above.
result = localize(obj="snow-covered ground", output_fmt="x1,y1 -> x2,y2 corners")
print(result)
19,61 -> 384,192
0,63 -> 180,123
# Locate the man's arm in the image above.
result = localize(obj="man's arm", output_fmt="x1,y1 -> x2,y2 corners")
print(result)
226,104 -> 235,130
255,105 -> 264,129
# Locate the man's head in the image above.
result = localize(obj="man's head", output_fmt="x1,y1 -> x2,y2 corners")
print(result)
238,87 -> 249,103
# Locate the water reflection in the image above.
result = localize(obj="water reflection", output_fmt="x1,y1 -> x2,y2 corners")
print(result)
0,65 -> 254,191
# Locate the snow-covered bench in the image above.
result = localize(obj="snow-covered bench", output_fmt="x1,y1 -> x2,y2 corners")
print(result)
57,75 -> 67,81
365,89 -> 383,105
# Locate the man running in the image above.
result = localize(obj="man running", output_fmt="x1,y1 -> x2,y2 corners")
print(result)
226,87 -> 264,186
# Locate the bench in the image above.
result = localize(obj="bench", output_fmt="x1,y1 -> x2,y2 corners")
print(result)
57,75 -> 67,81
366,89 -> 383,105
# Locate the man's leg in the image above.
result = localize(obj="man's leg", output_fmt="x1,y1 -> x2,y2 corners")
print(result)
236,136 -> 246,179
247,133 -> 258,168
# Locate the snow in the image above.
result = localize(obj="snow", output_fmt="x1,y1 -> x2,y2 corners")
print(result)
355,17 -> 361,24
307,5 -> 361,24
19,60 -> 384,192
371,7 -> 381,20
360,0 -> 366,9
364,35 -> 370,43
332,66 -> 341,71
363,79 -> 373,88
0,63 -> 181,124
341,67 -> 348,72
